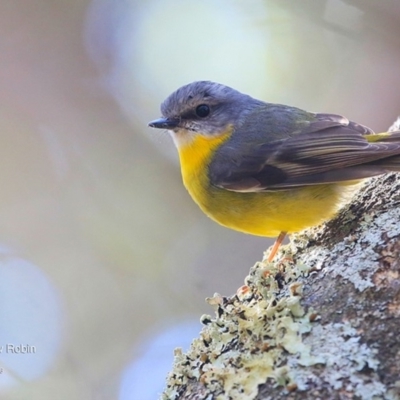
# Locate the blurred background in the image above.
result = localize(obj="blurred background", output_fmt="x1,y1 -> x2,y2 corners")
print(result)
0,0 -> 399,399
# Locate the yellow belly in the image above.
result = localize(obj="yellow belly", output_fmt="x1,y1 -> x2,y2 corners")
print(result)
175,131 -> 360,237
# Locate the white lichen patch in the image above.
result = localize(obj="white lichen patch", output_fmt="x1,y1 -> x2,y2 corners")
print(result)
295,207 -> 400,292
286,322 -> 385,398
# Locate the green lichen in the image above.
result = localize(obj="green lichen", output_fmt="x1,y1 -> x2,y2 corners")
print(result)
161,249 -> 388,399
162,260 -> 316,399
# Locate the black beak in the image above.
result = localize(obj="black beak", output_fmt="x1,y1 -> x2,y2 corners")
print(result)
148,117 -> 180,129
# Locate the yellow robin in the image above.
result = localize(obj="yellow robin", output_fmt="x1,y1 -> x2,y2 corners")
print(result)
149,81 -> 400,261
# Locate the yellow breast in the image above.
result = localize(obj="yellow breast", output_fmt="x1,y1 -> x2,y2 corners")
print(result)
174,128 -> 232,202
174,130 -> 360,237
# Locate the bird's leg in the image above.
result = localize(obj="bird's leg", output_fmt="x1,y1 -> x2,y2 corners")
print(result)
267,231 -> 287,262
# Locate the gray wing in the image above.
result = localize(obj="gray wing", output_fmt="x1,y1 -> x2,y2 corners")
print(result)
209,107 -> 400,192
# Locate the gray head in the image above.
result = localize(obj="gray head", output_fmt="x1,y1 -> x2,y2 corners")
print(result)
148,81 -> 263,137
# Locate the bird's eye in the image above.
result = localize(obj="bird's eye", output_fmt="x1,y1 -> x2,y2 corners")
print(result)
195,104 -> 210,118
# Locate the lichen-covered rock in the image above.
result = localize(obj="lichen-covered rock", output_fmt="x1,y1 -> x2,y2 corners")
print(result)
162,172 -> 400,400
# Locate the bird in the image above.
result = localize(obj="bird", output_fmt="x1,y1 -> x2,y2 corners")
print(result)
149,81 -> 400,261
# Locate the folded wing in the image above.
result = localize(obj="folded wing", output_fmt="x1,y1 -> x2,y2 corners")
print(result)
209,110 -> 400,192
